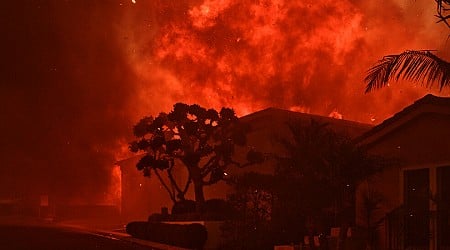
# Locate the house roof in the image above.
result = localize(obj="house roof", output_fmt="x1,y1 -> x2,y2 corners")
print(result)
356,94 -> 450,146
240,107 -> 373,139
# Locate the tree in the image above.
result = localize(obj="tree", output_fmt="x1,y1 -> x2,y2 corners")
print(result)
221,120 -> 386,249
277,120 -> 385,249
436,0 -> 450,28
220,172 -> 276,250
129,103 -> 262,212
365,1 -> 450,92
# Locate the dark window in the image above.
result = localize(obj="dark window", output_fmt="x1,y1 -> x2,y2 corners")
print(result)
437,166 -> 450,247
404,168 -> 429,247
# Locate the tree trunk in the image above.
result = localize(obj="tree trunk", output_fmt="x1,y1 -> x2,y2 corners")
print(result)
190,166 -> 205,214
193,180 -> 205,213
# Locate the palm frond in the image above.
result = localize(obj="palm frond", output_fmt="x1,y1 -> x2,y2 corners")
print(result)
365,50 -> 450,93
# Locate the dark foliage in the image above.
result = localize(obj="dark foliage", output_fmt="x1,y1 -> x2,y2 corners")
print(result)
276,120 -> 384,231
147,212 -> 169,222
365,1 -> 450,92
172,200 -> 197,215
365,50 -> 450,92
436,0 -> 450,28
126,221 -> 207,249
220,173 -> 276,250
170,199 -> 237,221
129,103 -> 260,207
221,120 -> 387,249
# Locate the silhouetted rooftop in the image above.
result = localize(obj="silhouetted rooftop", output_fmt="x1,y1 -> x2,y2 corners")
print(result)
357,94 -> 450,144
240,107 -> 373,139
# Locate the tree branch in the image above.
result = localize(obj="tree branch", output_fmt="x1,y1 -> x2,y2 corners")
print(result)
200,156 -> 218,178
182,174 -> 192,194
436,0 -> 450,28
153,169 -> 176,203
167,166 -> 185,199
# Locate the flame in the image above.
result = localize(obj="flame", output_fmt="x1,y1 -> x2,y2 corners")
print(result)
101,138 -> 131,206
104,165 -> 122,207
102,0 -> 450,209
329,110 -> 343,120
119,0 -> 449,124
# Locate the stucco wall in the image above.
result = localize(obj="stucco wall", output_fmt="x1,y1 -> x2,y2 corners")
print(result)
366,113 -> 450,166
356,112 -> 450,249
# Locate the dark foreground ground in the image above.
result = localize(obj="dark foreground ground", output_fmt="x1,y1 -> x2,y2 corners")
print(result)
0,224 -> 156,250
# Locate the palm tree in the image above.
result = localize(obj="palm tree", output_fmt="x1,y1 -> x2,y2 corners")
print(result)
436,0 -> 450,28
365,50 -> 450,92
365,1 -> 450,92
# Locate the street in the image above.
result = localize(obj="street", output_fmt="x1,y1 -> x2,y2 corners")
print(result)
0,224 -> 156,250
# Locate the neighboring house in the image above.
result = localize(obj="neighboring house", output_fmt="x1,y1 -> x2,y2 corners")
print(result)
117,94 -> 450,249
356,94 -> 450,250
117,108 -> 373,221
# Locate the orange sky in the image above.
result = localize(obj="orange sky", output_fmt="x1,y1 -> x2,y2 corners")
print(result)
2,0 -> 450,203
119,0 -> 450,124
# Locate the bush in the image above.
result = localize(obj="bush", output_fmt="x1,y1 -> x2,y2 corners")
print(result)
203,199 -> 236,219
172,200 -> 196,215
126,221 -> 207,249
171,199 -> 236,221
147,212 -> 169,222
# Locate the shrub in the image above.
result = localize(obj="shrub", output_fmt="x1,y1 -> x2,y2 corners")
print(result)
126,221 -> 207,249
171,200 -> 196,215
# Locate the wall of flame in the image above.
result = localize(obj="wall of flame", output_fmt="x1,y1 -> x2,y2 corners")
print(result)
101,0 -> 450,207
2,0 -> 450,206
119,0 -> 450,123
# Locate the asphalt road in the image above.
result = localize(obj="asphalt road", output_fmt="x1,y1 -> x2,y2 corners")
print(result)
0,224 -> 156,250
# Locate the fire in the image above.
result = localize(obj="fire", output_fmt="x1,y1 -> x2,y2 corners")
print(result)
329,110 -> 343,120
189,0 -> 233,29
104,165 -> 122,208
120,0 -> 448,122
103,139 -> 131,206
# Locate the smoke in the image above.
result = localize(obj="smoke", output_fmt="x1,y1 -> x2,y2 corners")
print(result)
1,0 -> 449,203
120,0 -> 450,122
1,1 -> 137,202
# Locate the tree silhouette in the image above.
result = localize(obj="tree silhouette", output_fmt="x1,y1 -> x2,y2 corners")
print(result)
365,1 -> 450,92
436,0 -> 450,28
277,120 -> 384,249
129,103 -> 262,212
221,120 -> 386,249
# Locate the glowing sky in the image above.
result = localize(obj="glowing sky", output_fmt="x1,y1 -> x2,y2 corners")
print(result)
1,0 -> 449,202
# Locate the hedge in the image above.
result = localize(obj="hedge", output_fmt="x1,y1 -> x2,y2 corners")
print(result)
126,221 -> 207,249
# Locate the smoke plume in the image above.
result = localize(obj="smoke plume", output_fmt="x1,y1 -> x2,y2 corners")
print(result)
1,0 -> 448,203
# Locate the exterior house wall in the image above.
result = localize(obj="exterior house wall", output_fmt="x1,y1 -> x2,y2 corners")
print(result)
365,113 -> 450,165
357,108 -> 450,249
358,113 -> 450,219
117,94 -> 450,249
119,108 -> 372,222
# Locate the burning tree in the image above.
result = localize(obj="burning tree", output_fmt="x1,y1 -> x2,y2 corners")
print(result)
365,1 -> 450,92
129,103 -> 261,212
